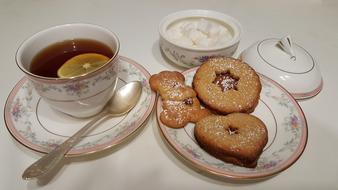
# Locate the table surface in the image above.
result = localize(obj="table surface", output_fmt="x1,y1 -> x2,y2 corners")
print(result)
1,0 -> 337,189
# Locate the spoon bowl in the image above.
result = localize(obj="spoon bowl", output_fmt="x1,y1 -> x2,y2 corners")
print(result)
22,79 -> 142,180
108,81 -> 142,116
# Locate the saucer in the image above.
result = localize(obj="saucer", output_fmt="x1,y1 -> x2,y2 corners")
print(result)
156,67 -> 308,179
4,56 -> 156,157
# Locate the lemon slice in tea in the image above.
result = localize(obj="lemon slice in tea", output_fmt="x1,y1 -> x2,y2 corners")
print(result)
57,53 -> 110,78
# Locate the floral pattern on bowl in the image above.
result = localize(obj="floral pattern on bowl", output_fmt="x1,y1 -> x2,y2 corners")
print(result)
156,67 -> 308,179
160,41 -> 238,68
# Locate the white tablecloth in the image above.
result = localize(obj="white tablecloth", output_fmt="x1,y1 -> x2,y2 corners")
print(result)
1,0 -> 337,189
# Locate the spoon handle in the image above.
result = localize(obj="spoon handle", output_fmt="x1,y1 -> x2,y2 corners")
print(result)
22,111 -> 107,180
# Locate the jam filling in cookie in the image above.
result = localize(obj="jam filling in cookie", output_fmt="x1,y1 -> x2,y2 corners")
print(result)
227,126 -> 239,135
212,71 -> 239,91
183,98 -> 194,105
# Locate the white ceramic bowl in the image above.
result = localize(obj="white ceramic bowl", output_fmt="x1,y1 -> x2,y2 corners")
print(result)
159,10 -> 242,68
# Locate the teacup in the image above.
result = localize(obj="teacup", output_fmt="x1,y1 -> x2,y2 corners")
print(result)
16,23 -> 120,118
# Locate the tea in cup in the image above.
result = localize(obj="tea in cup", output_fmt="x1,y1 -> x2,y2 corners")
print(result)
16,23 -> 120,118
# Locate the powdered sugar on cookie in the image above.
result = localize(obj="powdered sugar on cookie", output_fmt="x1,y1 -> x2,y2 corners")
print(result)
150,71 -> 212,128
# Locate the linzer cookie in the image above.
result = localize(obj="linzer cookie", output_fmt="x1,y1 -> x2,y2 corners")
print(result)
194,113 -> 268,168
193,57 -> 261,114
150,71 -> 212,128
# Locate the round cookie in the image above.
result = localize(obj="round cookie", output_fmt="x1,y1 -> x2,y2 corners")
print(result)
194,113 -> 268,168
193,57 -> 261,114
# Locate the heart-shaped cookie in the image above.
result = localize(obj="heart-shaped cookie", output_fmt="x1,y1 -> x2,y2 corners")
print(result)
194,113 -> 268,168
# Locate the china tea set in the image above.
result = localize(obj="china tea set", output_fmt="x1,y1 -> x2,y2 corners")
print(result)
5,9 -> 321,180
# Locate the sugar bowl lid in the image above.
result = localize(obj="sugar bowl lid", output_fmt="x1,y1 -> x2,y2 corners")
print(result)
241,35 -> 323,99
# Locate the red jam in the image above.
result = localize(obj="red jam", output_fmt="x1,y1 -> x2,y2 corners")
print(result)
213,71 -> 239,91
183,98 -> 193,105
227,126 -> 239,135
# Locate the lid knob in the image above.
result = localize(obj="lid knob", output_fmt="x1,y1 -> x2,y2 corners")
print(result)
277,35 -> 296,61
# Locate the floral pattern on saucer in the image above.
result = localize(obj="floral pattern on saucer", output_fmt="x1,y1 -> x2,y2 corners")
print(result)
157,67 -> 307,179
4,56 -> 156,156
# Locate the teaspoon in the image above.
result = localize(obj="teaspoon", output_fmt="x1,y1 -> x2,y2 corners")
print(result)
22,79 -> 142,180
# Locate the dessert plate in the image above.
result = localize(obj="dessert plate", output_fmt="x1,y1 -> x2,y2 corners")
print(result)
4,56 -> 156,157
156,67 -> 308,179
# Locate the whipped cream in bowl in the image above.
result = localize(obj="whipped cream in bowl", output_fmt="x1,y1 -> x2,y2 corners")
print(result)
159,10 -> 242,67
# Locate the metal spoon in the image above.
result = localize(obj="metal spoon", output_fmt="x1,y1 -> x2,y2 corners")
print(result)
22,80 -> 142,180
